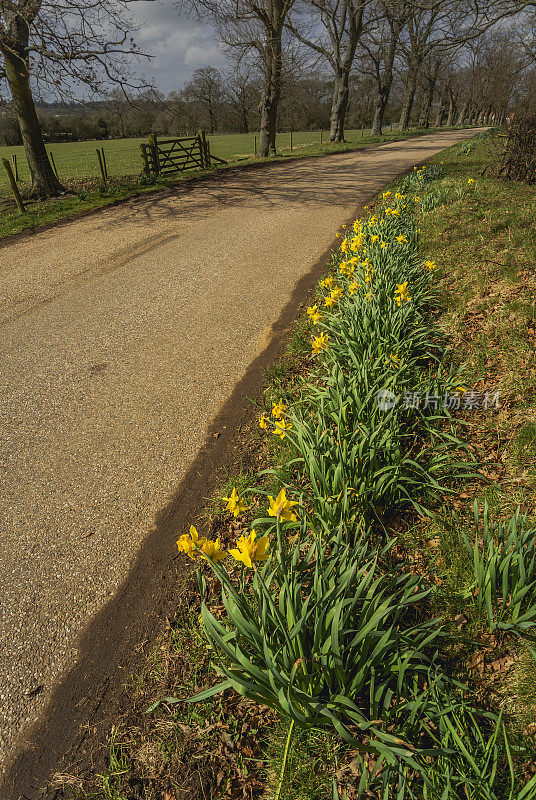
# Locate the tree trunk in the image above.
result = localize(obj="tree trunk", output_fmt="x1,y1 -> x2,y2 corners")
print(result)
457,100 -> 468,127
2,18 -> 65,198
372,88 -> 388,136
446,89 -> 456,127
371,27 -> 399,137
418,85 -> 433,128
434,91 -> 446,127
329,67 -> 350,142
398,64 -> 418,131
258,30 -> 282,157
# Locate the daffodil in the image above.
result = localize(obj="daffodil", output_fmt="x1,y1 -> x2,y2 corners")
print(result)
330,286 -> 343,303
177,525 -> 206,560
364,291 -> 372,302
383,190 -> 392,199
324,294 -> 335,309
388,352 -> 401,368
273,418 -> 293,439
371,234 -> 379,244
396,235 -> 408,244
268,489 -> 298,522
468,178 -> 474,185
312,332 -> 328,354
391,208 -> 400,217
425,260 -> 437,272
394,281 -> 412,306
272,398 -> 287,419
381,241 -> 387,250
307,304 -> 321,324
200,537 -> 227,562
348,280 -> 360,295
259,414 -> 268,429
353,219 -> 362,234
351,235 -> 364,251
229,529 -> 269,568
340,238 -> 350,253
223,487 -> 249,517
320,275 -> 334,289
414,196 -> 421,203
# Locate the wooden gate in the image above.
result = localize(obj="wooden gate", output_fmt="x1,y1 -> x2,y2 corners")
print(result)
140,131 -> 226,177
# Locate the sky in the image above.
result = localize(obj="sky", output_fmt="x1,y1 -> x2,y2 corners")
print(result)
128,1 -> 228,95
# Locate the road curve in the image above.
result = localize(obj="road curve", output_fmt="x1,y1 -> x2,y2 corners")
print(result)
0,129 -> 477,790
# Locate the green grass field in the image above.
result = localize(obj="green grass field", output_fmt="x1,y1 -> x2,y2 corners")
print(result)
0,126 -> 406,192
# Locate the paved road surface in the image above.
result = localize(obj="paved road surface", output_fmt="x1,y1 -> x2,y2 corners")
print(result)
0,130 -> 477,782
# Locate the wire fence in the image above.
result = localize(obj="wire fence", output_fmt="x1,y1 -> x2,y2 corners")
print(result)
0,128 -> 377,197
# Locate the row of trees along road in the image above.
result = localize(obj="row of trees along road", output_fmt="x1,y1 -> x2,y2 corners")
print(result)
1,0 -> 535,197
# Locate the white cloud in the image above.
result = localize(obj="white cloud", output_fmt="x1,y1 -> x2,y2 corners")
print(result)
128,0 -> 229,94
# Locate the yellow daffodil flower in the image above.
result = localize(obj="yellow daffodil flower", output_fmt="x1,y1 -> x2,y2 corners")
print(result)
177,525 -> 206,560
383,190 -> 392,199
371,234 -> 380,244
200,537 -> 227,562
223,487 -> 249,517
414,196 -> 421,203
307,304 -> 321,324
324,294 -> 335,308
272,398 -> 287,418
381,241 -> 387,249
394,281 -> 412,307
273,418 -> 293,439
229,529 -> 269,568
388,352 -> 401,368
425,260 -> 437,272
312,332 -> 328,355
268,488 -> 298,521
320,275 -> 334,289
341,238 -> 350,253
468,178 -> 474,185
348,280 -> 361,295
259,414 -> 268,429
364,291 -> 372,302
396,235 -> 408,244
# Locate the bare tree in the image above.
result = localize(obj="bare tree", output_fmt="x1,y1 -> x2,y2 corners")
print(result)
0,1 -> 148,198
182,66 -> 227,134
288,1 -> 370,141
225,68 -> 260,133
361,0 -> 409,135
186,0 -> 296,157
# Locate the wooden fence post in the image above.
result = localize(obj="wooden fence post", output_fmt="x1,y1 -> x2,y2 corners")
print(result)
320,129 -> 323,145
2,158 -> 25,212
11,154 -> 18,181
254,134 -> 257,155
148,133 -> 160,176
97,149 -> 106,183
198,130 -> 207,168
101,148 -> 109,180
140,144 -> 150,174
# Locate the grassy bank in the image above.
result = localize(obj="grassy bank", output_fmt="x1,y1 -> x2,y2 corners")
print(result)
54,129 -> 536,800
0,125 -> 474,242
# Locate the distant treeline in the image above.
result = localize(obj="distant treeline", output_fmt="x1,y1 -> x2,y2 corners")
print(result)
0,71 -> 399,146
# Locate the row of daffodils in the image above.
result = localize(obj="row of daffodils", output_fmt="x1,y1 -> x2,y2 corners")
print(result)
176,165 -> 536,799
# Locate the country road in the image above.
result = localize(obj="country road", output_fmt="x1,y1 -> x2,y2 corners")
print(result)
0,129 -> 477,795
